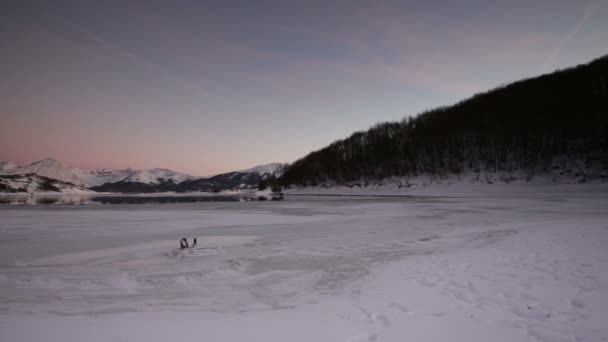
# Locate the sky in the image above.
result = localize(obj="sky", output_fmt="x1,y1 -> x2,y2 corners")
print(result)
1,0 -> 607,176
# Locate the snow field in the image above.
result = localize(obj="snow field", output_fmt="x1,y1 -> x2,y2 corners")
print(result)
0,185 -> 607,341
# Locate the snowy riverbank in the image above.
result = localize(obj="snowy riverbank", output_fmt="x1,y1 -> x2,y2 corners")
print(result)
285,178 -> 608,197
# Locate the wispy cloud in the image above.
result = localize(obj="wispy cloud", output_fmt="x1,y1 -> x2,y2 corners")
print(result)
540,2 -> 601,71
65,21 -> 210,96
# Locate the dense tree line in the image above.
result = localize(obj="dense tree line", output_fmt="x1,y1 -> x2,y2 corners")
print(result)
258,175 -> 282,192
280,55 -> 608,186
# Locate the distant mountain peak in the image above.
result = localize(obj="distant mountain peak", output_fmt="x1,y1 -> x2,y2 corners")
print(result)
31,158 -> 62,165
6,158 -> 86,186
124,171 -> 159,184
147,168 -> 193,183
239,162 -> 286,176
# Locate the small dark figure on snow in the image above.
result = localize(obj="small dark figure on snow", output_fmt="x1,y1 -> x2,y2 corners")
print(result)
179,238 -> 189,249
192,237 -> 197,247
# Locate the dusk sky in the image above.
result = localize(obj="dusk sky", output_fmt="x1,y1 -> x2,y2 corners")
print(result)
1,1 -> 606,176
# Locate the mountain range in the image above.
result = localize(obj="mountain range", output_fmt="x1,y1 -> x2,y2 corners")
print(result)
0,159 -> 286,194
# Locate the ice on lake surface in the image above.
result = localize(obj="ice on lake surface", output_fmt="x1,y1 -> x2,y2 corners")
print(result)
0,194 -> 261,205
1,185 -> 608,342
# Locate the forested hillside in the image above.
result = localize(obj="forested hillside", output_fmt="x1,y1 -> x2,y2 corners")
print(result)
281,55 -> 608,186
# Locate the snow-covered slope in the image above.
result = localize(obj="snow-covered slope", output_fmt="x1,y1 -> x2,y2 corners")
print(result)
92,163 -> 288,193
0,174 -> 95,194
0,159 -> 195,190
4,159 -> 89,187
284,169 -> 608,196
122,171 -> 161,184
147,168 -> 193,183
239,163 -> 286,177
0,161 -> 18,173
0,159 -> 288,193
118,169 -> 193,185
0,159 -> 138,188
72,168 -> 138,187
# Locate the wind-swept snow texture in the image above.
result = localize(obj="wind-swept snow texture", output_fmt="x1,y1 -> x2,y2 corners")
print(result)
1,184 -> 607,341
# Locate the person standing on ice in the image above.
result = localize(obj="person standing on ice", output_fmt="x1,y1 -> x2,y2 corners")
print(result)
179,237 -> 197,249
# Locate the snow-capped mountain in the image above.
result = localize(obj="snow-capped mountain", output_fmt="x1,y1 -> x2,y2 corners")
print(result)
122,170 -> 161,184
0,174 -> 94,194
0,159 -> 288,193
103,168 -> 194,186
0,159 -> 195,190
237,163 -> 287,177
0,161 -> 18,173
238,163 -> 287,177
92,162 -> 288,193
148,168 -> 194,183
2,158 -> 89,187
0,158 -> 137,187
177,163 -> 285,192
72,168 -> 139,187
122,168 -> 194,184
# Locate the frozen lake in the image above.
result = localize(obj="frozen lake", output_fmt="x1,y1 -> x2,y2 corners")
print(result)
1,186 -> 607,341
0,193 -> 267,205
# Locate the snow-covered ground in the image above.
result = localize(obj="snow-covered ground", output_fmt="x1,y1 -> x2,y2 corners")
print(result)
0,174 -> 96,195
238,162 -> 287,176
1,184 -> 607,341
283,170 -> 608,197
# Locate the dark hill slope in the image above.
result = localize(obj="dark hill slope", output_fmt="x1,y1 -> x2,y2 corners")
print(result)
280,55 -> 608,186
